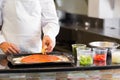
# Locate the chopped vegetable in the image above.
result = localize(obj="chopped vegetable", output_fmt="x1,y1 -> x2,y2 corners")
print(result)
94,54 -> 106,61
79,55 -> 93,66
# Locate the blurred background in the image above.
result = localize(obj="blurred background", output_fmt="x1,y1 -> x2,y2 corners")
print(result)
54,0 -> 120,52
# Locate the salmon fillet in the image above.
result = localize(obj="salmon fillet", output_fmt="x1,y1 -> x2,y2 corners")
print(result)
21,54 -> 61,63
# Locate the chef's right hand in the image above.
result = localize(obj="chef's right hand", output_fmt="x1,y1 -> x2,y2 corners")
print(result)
0,42 -> 20,55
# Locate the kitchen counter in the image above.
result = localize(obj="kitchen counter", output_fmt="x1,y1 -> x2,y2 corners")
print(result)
57,11 -> 120,48
0,13 -> 120,79
0,52 -> 120,79
0,51 -> 119,73
0,55 -> 110,73
0,69 -> 120,79
55,21 -> 120,52
60,22 -> 120,41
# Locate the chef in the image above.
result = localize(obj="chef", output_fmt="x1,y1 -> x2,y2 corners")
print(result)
0,0 -> 60,55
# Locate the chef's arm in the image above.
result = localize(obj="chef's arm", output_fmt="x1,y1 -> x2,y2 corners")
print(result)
0,0 -> 5,45
40,0 -> 60,48
0,0 -> 3,27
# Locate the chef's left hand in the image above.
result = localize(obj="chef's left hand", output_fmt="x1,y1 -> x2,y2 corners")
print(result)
42,35 -> 54,53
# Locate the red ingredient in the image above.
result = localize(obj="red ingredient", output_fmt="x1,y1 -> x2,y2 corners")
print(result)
94,54 -> 106,61
21,54 -> 61,63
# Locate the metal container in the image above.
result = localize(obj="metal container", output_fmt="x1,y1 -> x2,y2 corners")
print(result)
7,52 -> 74,68
89,41 -> 119,49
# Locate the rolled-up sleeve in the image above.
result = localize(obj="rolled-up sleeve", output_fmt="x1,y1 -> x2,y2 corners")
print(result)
40,0 -> 60,42
0,0 -> 5,44
0,0 -> 3,26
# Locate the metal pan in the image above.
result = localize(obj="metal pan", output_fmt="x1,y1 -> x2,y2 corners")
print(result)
7,51 -> 74,67
89,41 -> 119,49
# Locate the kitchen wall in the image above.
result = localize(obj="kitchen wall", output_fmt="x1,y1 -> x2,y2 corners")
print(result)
55,0 -> 120,18
88,0 -> 114,18
91,0 -> 120,30
55,0 -> 88,15
55,0 -> 120,33
114,0 -> 120,18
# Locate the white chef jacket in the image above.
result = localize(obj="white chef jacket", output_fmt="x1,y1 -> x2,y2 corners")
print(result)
0,0 -> 60,53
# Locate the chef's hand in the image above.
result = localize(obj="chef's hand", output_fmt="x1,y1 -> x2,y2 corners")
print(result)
0,42 -> 20,55
42,35 -> 54,53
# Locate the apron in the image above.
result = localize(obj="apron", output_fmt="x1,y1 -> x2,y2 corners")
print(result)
2,0 -> 42,53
